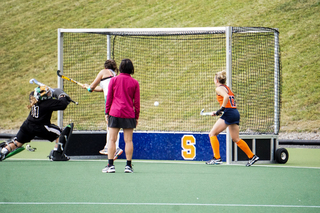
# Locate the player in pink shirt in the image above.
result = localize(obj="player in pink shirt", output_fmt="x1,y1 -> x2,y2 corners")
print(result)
103,59 -> 140,173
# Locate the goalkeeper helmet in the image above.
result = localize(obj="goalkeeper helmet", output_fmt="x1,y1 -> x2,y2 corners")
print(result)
34,86 -> 52,101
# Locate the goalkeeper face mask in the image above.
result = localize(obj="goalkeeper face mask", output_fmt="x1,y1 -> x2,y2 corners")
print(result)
34,86 -> 52,101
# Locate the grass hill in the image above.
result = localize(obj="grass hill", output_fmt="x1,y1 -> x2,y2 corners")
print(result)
0,0 -> 319,133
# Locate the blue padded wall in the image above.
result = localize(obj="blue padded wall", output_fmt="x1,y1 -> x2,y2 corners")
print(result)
117,132 -> 226,162
66,131 -> 226,162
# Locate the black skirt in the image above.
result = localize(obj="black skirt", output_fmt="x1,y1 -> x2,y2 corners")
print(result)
108,116 -> 137,129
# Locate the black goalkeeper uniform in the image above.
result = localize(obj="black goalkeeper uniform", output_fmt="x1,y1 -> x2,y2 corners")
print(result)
16,97 -> 70,143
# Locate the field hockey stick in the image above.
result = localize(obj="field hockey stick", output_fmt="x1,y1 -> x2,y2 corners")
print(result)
29,78 -> 78,105
200,109 -> 213,116
29,78 -> 46,87
200,109 -> 224,116
57,70 -> 85,87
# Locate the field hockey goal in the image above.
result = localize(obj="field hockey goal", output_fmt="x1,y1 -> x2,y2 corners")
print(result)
57,27 -> 282,163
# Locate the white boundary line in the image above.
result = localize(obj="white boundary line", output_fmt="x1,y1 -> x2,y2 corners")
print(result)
6,158 -> 320,169
0,202 -> 319,208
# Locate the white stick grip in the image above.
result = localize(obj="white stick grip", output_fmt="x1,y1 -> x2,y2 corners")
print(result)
29,78 -> 46,87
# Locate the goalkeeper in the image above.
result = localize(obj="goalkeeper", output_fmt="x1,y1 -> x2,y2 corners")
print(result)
0,86 -> 73,161
206,70 -> 259,166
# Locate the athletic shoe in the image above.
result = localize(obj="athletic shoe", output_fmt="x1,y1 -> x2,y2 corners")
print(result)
99,147 -> 108,155
114,148 -> 123,160
102,165 -> 115,173
48,150 -> 70,161
205,157 -> 223,165
246,155 -> 259,167
124,165 -> 133,173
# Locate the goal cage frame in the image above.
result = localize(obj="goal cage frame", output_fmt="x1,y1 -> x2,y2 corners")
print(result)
57,27 -> 281,163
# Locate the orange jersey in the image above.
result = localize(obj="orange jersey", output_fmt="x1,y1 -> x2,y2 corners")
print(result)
216,85 -> 237,108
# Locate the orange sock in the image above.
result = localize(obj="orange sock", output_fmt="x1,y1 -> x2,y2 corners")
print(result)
236,139 -> 254,159
209,136 -> 220,159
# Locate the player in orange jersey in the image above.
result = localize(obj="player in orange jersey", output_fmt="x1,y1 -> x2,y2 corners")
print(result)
206,70 -> 259,166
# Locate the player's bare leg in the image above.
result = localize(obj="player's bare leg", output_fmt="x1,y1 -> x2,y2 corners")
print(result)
209,118 -> 228,137
123,128 -> 134,173
100,127 -> 122,159
102,127 -> 119,173
107,127 -> 119,160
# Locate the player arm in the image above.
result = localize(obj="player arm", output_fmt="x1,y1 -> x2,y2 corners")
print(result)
50,98 -> 69,111
85,71 -> 103,92
133,83 -> 140,120
214,87 -> 229,115
94,86 -> 103,92
216,87 -> 229,107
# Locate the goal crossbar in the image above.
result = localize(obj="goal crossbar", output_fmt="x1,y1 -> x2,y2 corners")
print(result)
58,27 -> 276,35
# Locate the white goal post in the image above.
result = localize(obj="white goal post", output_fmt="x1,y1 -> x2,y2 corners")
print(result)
57,27 -> 281,164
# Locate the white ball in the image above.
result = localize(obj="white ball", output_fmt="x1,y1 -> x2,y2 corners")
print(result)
154,101 -> 159,106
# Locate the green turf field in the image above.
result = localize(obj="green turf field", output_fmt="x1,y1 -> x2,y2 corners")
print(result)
1,142 -> 320,213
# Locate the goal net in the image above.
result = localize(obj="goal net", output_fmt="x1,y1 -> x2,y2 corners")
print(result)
58,27 -> 281,134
